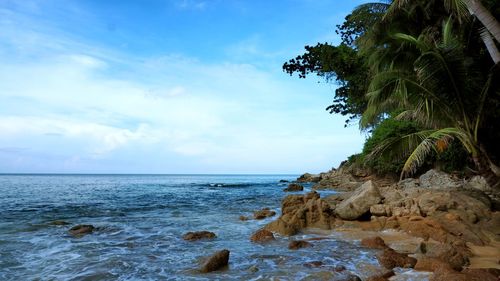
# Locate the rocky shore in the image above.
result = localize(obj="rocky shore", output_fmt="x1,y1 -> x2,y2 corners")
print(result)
261,167 -> 500,280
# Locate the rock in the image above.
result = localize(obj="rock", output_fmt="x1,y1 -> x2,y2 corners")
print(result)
461,269 -> 500,281
303,261 -> 323,267
182,231 -> 216,241
50,220 -> 70,225
200,249 -> 230,273
370,204 -> 391,217
247,265 -> 259,272
418,241 -> 470,270
279,179 -> 289,183
250,229 -> 275,243
300,271 -> 335,281
334,265 -> 346,272
335,181 -> 382,220
69,224 -> 94,237
253,208 -> 276,220
414,257 -> 454,272
419,169 -> 462,189
288,240 -> 312,250
239,215 -> 249,221
283,183 -> 304,192
265,191 -> 335,236
366,270 -> 395,281
376,247 -> 417,269
336,273 -> 362,281
312,169 -> 362,191
361,236 -> 387,249
297,173 -> 321,183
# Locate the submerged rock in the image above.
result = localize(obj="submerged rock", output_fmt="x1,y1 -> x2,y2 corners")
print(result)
283,183 -> 304,192
200,249 -> 230,273
288,240 -> 312,250
253,208 -> 276,220
335,180 -> 382,220
239,215 -> 249,221
182,231 -> 216,241
50,220 -> 70,226
250,229 -> 275,243
69,224 -> 95,237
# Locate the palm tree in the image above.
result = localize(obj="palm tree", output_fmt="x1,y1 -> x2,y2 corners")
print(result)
361,18 -> 500,179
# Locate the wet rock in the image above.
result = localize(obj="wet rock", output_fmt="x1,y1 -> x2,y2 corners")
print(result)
360,236 -> 387,249
250,229 -> 275,243
279,179 -> 289,183
239,215 -> 249,221
303,261 -> 323,268
265,191 -> 335,236
335,273 -> 362,281
182,231 -> 216,241
288,240 -> 312,250
335,180 -> 382,220
253,208 -> 276,220
366,270 -> 395,281
376,247 -> 417,269
297,173 -> 321,183
200,249 -> 230,273
50,220 -> 70,226
334,265 -> 346,272
283,183 -> 304,192
300,271 -> 335,281
69,224 -> 94,237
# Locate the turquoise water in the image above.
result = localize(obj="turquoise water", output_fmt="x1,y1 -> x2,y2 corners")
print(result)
0,174 -> 407,280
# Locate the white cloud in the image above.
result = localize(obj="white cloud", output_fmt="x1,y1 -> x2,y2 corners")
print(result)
0,2 -> 364,173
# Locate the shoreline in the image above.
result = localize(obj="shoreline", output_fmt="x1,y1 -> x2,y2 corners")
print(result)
255,167 -> 500,280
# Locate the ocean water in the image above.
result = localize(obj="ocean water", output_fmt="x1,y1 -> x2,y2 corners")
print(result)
0,174 -> 429,280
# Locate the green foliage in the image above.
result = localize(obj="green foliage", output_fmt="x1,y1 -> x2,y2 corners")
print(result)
360,116 -> 420,175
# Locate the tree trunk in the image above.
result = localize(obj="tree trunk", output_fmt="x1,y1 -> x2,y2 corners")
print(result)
465,0 -> 500,43
481,30 -> 500,64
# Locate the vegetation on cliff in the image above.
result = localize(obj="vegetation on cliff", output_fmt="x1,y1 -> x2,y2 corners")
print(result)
285,0 -> 500,182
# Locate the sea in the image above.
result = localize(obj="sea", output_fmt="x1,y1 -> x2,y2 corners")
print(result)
0,174 -> 430,280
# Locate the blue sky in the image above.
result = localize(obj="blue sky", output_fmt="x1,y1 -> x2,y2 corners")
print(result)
0,0 -> 367,174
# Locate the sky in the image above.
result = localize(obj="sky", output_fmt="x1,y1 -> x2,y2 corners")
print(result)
0,0 -> 368,174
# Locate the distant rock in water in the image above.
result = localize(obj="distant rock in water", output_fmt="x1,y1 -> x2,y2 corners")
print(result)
279,179 -> 289,183
200,249 -> 230,273
182,231 -> 216,241
69,225 -> 94,237
50,220 -> 70,226
239,215 -> 249,221
296,173 -> 321,183
253,208 -> 276,220
250,229 -> 275,243
283,183 -> 303,192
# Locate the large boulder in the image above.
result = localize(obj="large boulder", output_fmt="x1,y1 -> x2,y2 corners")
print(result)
419,169 -> 462,189
200,249 -> 230,273
335,181 -> 382,220
265,191 -> 336,235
